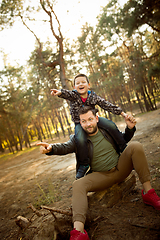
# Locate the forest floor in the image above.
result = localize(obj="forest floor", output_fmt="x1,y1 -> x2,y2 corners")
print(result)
0,108 -> 160,240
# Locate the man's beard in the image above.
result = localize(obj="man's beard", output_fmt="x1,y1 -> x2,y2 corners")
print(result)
85,125 -> 98,135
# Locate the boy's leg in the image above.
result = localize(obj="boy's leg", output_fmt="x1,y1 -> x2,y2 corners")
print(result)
98,117 -> 127,152
75,123 -> 90,179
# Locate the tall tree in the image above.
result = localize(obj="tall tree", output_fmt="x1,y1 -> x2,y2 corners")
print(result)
0,0 -> 70,89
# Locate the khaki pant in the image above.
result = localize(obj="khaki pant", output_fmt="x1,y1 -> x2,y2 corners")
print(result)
72,141 -> 151,224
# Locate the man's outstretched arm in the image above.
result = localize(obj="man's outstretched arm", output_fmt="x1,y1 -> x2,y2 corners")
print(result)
37,135 -> 76,156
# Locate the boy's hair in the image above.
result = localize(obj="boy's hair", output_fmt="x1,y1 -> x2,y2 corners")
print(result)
79,106 -> 98,117
73,74 -> 89,85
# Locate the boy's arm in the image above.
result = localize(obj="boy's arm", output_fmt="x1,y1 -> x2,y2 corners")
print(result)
121,111 -> 127,118
95,94 -> 130,118
94,93 -> 123,115
51,88 -> 77,101
50,89 -> 62,96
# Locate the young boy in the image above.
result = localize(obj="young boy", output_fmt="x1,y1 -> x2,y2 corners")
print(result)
51,73 -> 128,179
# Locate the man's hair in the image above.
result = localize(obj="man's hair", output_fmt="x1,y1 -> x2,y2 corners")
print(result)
73,73 -> 89,85
79,106 -> 98,117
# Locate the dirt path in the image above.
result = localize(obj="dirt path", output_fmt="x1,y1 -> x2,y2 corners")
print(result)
0,109 -> 160,240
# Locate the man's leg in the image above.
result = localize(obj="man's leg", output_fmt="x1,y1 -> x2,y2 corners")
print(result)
71,170 -> 120,239
72,141 -> 159,233
116,141 -> 151,184
117,141 -> 160,210
72,171 -> 120,226
71,141 -> 160,239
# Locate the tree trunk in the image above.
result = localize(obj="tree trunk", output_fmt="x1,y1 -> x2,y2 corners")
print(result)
45,114 -> 53,139
24,132 -> 31,148
40,125 -> 46,140
135,91 -> 145,113
62,107 -> 72,135
17,128 -> 23,151
5,118 -> 19,151
0,136 -> 5,152
143,84 -> 155,111
34,121 -> 42,142
88,171 -> 136,209
49,111 -> 60,138
55,109 -> 66,138
140,86 -> 151,112
42,116 -> 50,139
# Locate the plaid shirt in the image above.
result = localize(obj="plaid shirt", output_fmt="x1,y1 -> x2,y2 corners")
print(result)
59,89 -> 122,123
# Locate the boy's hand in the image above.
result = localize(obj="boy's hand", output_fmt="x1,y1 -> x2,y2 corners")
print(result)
50,89 -> 62,96
121,111 -> 127,118
37,142 -> 52,154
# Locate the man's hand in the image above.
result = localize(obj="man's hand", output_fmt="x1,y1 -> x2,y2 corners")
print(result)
37,142 -> 52,154
124,114 -> 137,129
50,89 -> 62,96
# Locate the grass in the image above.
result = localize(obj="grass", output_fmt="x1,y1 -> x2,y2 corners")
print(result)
0,146 -> 38,164
32,178 -> 61,208
0,132 -> 70,164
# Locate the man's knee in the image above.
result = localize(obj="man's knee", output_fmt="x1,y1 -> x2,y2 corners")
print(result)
73,179 -> 84,191
128,141 -> 144,152
72,179 -> 82,190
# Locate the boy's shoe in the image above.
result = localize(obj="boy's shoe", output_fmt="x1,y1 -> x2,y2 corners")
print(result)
142,189 -> 160,210
76,165 -> 90,179
70,229 -> 90,240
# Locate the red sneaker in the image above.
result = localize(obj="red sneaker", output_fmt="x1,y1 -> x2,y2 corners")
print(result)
70,229 -> 90,240
142,189 -> 160,210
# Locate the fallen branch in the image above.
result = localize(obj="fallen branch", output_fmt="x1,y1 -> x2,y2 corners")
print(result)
41,205 -> 72,216
28,204 -> 44,217
130,223 -> 160,231
15,216 -> 30,229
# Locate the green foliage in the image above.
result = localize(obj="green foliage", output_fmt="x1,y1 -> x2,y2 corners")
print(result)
120,0 -> 160,36
0,0 -> 23,29
0,0 -> 160,153
148,61 -> 160,81
75,0 -> 160,114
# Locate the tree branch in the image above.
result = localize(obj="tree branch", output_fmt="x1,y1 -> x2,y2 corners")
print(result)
41,205 -> 72,216
40,0 -> 60,41
46,0 -> 63,39
19,14 -> 59,68
20,15 -> 42,51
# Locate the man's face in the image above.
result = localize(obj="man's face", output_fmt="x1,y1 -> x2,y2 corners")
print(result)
80,110 -> 98,136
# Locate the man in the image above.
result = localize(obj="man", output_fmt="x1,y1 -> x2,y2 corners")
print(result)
37,106 -> 160,240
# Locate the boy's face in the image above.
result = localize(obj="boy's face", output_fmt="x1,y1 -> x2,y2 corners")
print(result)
74,76 -> 90,95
